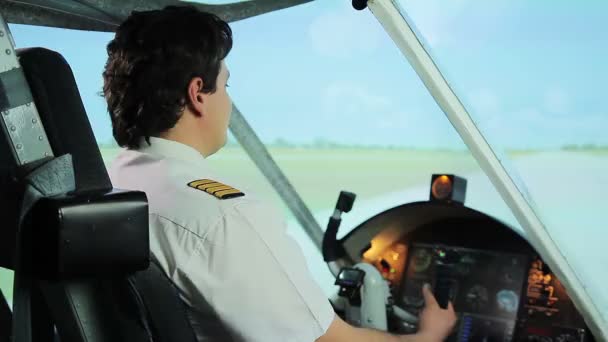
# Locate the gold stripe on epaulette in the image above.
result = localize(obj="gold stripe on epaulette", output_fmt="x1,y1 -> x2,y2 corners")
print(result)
215,188 -> 242,197
206,185 -> 233,193
187,179 -> 244,200
189,179 -> 217,188
198,183 -> 224,191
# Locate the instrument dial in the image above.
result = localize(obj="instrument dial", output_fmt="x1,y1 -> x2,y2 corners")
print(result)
497,289 -> 519,313
411,248 -> 432,273
466,285 -> 489,310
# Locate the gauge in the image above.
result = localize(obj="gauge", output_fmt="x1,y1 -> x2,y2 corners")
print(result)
455,263 -> 471,276
503,271 -> 515,283
496,290 -> 519,313
501,266 -> 521,284
556,333 -> 579,342
466,285 -> 489,311
402,280 -> 426,308
460,254 -> 476,264
411,248 -> 432,273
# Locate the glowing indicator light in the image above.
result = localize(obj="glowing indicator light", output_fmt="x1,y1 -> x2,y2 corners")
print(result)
429,174 -> 467,204
432,175 -> 453,200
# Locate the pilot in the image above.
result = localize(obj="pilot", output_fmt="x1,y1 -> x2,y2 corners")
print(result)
104,5 -> 456,342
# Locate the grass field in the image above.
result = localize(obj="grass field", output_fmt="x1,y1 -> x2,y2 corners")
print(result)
2,147 -> 479,303
102,146 -> 479,212
2,147 -> 607,307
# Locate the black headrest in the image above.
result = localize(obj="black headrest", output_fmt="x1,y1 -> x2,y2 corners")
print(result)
17,47 -> 111,192
0,47 -> 111,268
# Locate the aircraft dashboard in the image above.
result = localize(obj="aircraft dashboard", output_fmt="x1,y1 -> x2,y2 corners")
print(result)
339,201 -> 594,342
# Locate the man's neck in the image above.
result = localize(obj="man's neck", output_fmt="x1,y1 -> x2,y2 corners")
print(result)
158,132 -> 216,158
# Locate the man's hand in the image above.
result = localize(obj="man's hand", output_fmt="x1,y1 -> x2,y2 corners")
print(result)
318,283 -> 458,342
415,284 -> 458,341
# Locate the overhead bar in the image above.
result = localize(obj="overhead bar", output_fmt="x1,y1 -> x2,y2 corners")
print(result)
229,105 -> 325,249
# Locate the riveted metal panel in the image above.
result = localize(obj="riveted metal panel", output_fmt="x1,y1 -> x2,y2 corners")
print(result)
0,14 -> 53,165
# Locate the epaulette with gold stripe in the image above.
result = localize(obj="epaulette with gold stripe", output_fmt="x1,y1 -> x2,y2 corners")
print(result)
187,179 -> 245,200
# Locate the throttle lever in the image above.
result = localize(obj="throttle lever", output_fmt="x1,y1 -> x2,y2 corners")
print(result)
434,265 -> 452,309
433,247 -> 459,309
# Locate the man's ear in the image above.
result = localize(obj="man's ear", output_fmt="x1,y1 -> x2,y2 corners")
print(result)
187,77 -> 205,116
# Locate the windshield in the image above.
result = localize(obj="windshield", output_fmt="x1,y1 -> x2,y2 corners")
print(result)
0,1 -> 525,303
0,2 -> 518,300
394,0 -> 608,324
5,2 -> 601,312
221,1 -> 520,293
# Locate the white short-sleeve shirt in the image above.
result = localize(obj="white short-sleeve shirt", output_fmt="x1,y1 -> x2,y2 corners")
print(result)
107,137 -> 335,342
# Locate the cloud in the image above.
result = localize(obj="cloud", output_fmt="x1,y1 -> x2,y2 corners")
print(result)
472,104 -> 608,149
323,81 -> 392,117
461,86 -> 605,147
401,0 -> 514,48
308,6 -> 384,58
400,0 -> 471,48
466,88 -> 500,118
319,81 -> 607,149
320,80 -> 470,147
543,86 -> 571,115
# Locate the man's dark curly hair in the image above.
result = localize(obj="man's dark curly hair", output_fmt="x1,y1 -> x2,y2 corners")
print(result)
103,5 -> 232,149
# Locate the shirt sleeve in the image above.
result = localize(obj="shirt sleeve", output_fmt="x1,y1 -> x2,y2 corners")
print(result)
180,199 -> 335,342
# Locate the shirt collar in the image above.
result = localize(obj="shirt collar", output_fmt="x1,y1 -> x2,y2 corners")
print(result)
136,137 -> 206,164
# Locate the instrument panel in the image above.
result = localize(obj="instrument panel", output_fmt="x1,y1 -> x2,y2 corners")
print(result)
344,200 -> 596,342
400,243 -> 527,341
367,240 -> 593,342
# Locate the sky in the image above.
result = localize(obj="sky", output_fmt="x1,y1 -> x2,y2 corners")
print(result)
7,0 -> 608,149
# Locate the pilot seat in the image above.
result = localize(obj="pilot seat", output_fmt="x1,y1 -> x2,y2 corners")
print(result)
0,14 -> 198,342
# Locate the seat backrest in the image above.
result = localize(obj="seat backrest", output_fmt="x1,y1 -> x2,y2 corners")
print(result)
17,47 -> 112,193
9,46 -> 151,342
1,16 -> 151,341
130,259 -> 199,342
1,45 -> 112,270
1,16 -> 199,342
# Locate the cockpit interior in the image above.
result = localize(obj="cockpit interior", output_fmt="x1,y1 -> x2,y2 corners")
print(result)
0,1 -> 606,342
332,177 -> 595,341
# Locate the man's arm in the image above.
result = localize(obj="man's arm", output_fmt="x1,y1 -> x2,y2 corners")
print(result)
198,200 -> 455,341
317,285 -> 457,342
